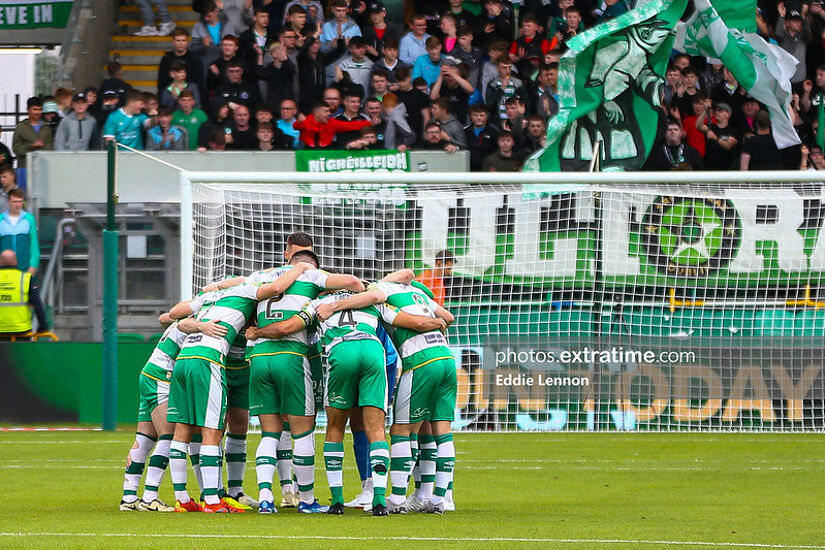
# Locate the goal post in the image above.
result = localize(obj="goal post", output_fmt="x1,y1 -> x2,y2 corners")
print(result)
180,170 -> 825,432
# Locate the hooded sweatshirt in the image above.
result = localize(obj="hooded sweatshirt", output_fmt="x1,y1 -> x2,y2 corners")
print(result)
54,111 -> 101,151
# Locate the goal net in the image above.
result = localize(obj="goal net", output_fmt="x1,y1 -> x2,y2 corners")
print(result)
182,173 -> 825,432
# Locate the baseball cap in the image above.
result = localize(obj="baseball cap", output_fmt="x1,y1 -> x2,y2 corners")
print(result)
72,92 -> 87,102
102,89 -> 119,99
443,55 -> 462,66
713,102 -> 732,113
367,1 -> 385,13
787,9 -> 803,19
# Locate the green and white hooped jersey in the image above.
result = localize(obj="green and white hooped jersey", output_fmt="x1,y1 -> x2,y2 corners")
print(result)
142,322 -> 187,382
371,281 -> 449,370
227,333 -> 248,367
179,285 -> 259,365
300,290 -> 390,353
250,266 -> 330,350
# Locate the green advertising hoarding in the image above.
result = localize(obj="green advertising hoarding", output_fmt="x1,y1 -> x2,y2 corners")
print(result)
0,0 -> 72,29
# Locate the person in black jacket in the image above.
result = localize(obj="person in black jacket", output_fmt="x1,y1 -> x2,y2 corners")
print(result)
211,60 -> 262,115
98,62 -> 133,108
156,27 -> 205,98
464,104 -> 499,171
360,1 -> 403,60
296,37 -> 347,113
239,7 -> 275,70
644,119 -> 705,171
257,42 -> 297,113
474,0 -> 515,53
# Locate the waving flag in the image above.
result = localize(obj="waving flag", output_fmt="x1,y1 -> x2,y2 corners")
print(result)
524,0 -> 687,172
675,0 -> 800,149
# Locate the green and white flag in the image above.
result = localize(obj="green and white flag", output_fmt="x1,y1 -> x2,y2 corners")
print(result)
524,0 -> 687,172
675,0 -> 800,149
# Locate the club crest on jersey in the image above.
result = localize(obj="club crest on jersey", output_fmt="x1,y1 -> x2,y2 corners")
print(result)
641,196 -> 740,278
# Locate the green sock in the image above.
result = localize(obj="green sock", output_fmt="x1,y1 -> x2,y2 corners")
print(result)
369,441 -> 390,507
323,441 -> 345,505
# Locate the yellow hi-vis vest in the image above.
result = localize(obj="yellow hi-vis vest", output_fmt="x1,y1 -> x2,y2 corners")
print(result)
0,268 -> 32,333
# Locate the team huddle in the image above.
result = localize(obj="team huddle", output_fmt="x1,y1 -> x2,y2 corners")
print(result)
119,232 -> 457,515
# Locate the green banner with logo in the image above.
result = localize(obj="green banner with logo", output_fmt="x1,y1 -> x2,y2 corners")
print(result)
0,0 -> 72,29
295,149 -> 410,173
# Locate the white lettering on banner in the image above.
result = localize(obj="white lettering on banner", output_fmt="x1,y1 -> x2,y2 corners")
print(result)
35,4 -> 51,23
725,189 -> 807,273
600,192 -> 655,277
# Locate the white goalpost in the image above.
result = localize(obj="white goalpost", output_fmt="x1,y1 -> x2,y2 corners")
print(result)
180,170 -> 825,432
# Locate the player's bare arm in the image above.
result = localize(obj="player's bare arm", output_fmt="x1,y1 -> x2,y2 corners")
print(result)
167,299 -> 195,320
245,314 -> 305,340
379,268 -> 415,284
178,317 -> 228,338
255,262 -> 315,299
325,273 -> 366,293
435,306 -> 455,327
392,311 -> 447,332
201,276 -> 246,293
316,288 -> 387,321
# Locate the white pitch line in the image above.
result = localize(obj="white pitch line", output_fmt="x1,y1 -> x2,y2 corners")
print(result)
0,533 -> 822,549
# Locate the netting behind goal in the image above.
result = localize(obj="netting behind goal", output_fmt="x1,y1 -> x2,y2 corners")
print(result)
186,178 -> 825,432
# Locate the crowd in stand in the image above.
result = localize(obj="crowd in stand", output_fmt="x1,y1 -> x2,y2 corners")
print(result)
4,0 -> 825,173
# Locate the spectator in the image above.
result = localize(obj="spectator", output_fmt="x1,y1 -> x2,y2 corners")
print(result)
710,67 -> 746,128
361,2 -> 402,61
363,97 -> 386,146
474,0 -> 515,52
681,95 -> 708,159
223,104 -> 256,149
158,28 -> 206,98
776,3 -> 810,85
371,37 -> 407,89
336,36 -> 374,94
321,0 -> 363,52
206,35 -> 245,93
334,90 -> 370,148
297,37 -> 347,113
430,61 -> 477,124
0,189 -> 48,331
672,66 -> 702,118
549,6 -> 583,49
801,144 -> 825,170
191,1 -> 238,69
220,0 -> 254,31
400,14 -> 431,66
239,7 -> 275,69
160,61 -> 203,110
146,106 -> 188,150
41,99 -> 61,133
415,249 -> 454,305
96,90 -> 122,130
740,96 -> 761,135
0,166 -> 18,212
197,104 -> 233,148
480,40 -> 509,100
523,115 -> 546,154
322,86 -> 344,116
204,129 -> 228,151
801,64 -> 825,117
510,14 -> 550,80
595,0 -> 630,22
395,65 -> 430,141
293,101 -> 373,148
252,0 -> 286,37
439,13 -> 459,53
527,62 -> 558,120
453,25 -> 483,91
12,97 -> 54,191
283,0 -> 325,29
54,92 -> 101,151
465,103 -> 499,171
99,62 -> 133,107
412,36 -> 444,89
257,42 -> 298,113
134,0 -> 174,36
211,60 -> 261,115
486,59 -> 524,123
283,4 -> 313,47
0,249 -> 35,335
102,90 -> 157,150
0,129 -> 13,170
443,0 -> 476,31
546,0 -> 574,39
54,88 -> 73,119
501,95 -> 528,147
370,69 -> 391,101
172,90 -> 208,151
696,102 -> 740,170
644,119 -> 705,171
255,121 -> 293,150
430,98 -> 467,149
482,130 -> 522,171
382,92 -> 416,149
418,120 -> 459,152
740,111 -> 782,170
277,99 -> 301,148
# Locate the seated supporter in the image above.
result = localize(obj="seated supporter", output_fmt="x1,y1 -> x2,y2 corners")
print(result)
293,101 -> 374,148
412,36 -> 445,89
160,61 -> 202,110
172,90 -> 208,150
210,60 -> 261,116
464,104 -> 499,171
482,130 -> 523,171
226,104 -> 257,150
197,102 -> 232,149
146,106 -> 188,150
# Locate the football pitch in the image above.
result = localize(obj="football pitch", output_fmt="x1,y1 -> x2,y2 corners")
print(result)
1,431 -> 823,550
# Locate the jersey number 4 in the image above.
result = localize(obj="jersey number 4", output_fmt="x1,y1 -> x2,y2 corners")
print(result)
338,310 -> 358,327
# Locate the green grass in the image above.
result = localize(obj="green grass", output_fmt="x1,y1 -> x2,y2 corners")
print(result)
1,431 -> 824,550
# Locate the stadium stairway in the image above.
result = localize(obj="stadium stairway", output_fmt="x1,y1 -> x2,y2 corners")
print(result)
110,0 -> 200,92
